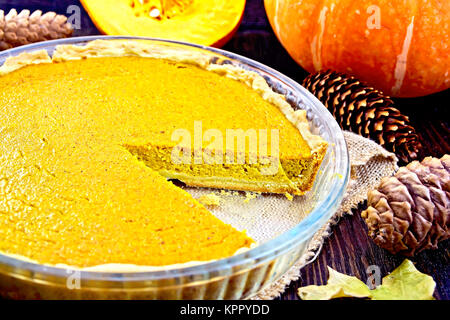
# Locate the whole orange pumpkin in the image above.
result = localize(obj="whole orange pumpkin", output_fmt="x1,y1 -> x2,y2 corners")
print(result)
264,0 -> 449,97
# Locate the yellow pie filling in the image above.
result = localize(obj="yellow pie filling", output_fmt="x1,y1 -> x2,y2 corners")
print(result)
0,41 -> 327,268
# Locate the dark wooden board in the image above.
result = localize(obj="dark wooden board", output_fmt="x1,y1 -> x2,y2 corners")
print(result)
1,0 -> 448,300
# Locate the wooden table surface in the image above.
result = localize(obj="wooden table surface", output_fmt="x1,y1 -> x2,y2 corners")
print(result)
1,0 -> 448,300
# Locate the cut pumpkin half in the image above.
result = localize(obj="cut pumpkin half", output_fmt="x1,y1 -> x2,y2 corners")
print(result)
80,0 -> 246,47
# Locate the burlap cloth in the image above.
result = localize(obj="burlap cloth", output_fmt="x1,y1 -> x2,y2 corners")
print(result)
251,131 -> 398,300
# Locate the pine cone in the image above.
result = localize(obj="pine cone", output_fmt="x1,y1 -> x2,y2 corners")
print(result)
303,70 -> 423,163
362,155 -> 450,256
0,9 -> 73,51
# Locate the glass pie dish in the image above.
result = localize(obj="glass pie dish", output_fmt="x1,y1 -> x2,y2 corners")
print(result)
0,36 -> 349,300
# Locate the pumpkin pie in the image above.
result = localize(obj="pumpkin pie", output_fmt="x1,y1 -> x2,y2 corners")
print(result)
0,40 -> 327,269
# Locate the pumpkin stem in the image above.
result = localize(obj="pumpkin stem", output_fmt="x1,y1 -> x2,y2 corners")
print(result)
130,0 -> 193,19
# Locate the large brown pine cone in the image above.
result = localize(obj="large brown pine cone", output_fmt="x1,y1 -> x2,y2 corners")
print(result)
0,9 -> 73,51
362,155 -> 450,256
303,70 -> 423,163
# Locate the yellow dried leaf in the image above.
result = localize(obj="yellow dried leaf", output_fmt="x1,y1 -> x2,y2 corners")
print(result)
371,260 -> 435,300
298,260 -> 435,300
298,266 -> 371,300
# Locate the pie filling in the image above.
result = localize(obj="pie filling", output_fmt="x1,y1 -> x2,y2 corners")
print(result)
124,144 -> 320,194
0,40 -> 327,269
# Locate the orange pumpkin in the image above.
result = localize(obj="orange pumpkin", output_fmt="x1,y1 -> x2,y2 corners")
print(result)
81,0 -> 246,47
264,0 -> 450,97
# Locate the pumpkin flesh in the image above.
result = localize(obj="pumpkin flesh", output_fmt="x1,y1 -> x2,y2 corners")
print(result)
81,0 -> 246,47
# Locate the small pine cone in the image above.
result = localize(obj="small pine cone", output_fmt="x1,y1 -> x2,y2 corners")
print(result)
0,9 -> 73,51
303,70 -> 423,163
362,155 -> 450,256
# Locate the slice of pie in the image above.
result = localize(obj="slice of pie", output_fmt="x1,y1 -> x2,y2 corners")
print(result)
0,40 -> 327,269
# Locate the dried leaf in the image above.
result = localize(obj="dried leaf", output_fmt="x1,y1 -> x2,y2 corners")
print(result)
298,260 -> 435,300
297,266 -> 371,300
371,260 -> 435,300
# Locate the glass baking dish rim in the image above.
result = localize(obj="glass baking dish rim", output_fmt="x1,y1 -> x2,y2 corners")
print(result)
0,35 -> 350,282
